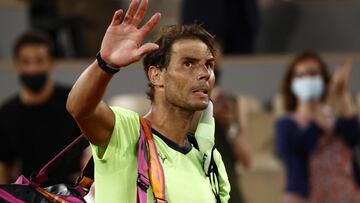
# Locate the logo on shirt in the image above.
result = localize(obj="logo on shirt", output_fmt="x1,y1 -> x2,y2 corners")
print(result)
158,153 -> 167,163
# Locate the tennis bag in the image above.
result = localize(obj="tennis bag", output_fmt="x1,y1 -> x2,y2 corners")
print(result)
0,117 -> 164,203
0,134 -> 93,203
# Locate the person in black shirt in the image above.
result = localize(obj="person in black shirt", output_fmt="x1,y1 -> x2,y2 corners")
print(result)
0,31 -> 87,185
211,46 -> 252,203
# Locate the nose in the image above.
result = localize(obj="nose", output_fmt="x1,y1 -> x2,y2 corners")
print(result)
197,64 -> 211,81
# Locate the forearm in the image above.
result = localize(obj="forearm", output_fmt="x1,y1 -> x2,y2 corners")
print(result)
338,92 -> 356,118
231,133 -> 252,169
67,61 -> 113,120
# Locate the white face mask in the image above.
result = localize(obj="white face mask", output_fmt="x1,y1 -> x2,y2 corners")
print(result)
291,76 -> 324,102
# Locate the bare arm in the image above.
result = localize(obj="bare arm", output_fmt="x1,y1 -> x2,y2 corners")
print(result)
66,0 -> 161,147
230,129 -> 252,169
311,60 -> 356,132
67,62 -> 114,147
332,60 -> 356,118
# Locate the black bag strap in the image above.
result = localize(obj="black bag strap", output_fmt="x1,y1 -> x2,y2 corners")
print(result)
208,146 -> 221,203
33,134 -> 88,184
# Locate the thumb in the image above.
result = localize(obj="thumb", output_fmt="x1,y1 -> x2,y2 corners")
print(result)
137,43 -> 159,56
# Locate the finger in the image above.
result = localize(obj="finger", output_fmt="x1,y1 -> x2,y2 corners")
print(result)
344,58 -> 353,67
140,12 -> 161,36
336,64 -> 349,81
333,68 -> 342,81
137,43 -> 159,56
123,0 -> 139,24
132,0 -> 148,26
344,58 -> 353,74
342,59 -> 352,86
110,9 -> 124,26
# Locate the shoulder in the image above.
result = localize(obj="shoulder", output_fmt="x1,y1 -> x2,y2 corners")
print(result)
0,94 -> 21,114
110,106 -> 140,132
49,84 -> 75,104
53,83 -> 72,96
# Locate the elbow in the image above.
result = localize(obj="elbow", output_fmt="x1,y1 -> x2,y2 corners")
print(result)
66,96 -> 77,119
66,92 -> 82,120
66,93 -> 96,121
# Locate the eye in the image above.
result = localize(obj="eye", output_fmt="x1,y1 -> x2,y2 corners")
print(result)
19,58 -> 30,66
184,61 -> 193,68
206,61 -> 215,70
36,57 -> 45,65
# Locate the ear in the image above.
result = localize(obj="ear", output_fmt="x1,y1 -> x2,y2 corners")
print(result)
148,65 -> 164,87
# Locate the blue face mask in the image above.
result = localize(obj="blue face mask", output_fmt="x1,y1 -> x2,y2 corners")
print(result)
291,76 -> 324,102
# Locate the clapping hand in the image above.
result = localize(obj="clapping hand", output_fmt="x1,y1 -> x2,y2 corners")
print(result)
325,59 -> 355,119
330,59 -> 352,96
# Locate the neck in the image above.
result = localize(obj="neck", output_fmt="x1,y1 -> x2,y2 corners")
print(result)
145,101 -> 194,146
20,82 -> 54,105
295,100 -> 319,120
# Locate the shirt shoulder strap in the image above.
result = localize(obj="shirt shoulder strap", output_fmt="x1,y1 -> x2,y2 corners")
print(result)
137,117 -> 167,203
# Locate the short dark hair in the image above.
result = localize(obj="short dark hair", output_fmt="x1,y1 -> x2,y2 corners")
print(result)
281,50 -> 331,112
143,24 -> 216,101
13,30 -> 55,59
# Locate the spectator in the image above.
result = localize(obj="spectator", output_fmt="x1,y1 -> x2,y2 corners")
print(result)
275,50 -> 360,203
0,31 -> 87,185
211,45 -> 252,203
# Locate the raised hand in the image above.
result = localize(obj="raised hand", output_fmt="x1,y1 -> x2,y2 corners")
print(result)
325,59 -> 355,118
100,0 -> 161,68
331,59 -> 352,96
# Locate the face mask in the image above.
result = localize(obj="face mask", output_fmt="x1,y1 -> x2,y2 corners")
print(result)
19,73 -> 48,93
291,76 -> 324,102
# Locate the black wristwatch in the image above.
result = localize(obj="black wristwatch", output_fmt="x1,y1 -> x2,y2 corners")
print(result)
96,52 -> 120,74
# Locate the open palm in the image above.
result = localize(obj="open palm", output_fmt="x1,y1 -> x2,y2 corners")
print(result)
100,0 -> 161,68
330,59 -> 352,96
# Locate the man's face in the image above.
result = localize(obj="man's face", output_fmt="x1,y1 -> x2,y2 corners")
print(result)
162,39 -> 215,111
14,44 -> 53,75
